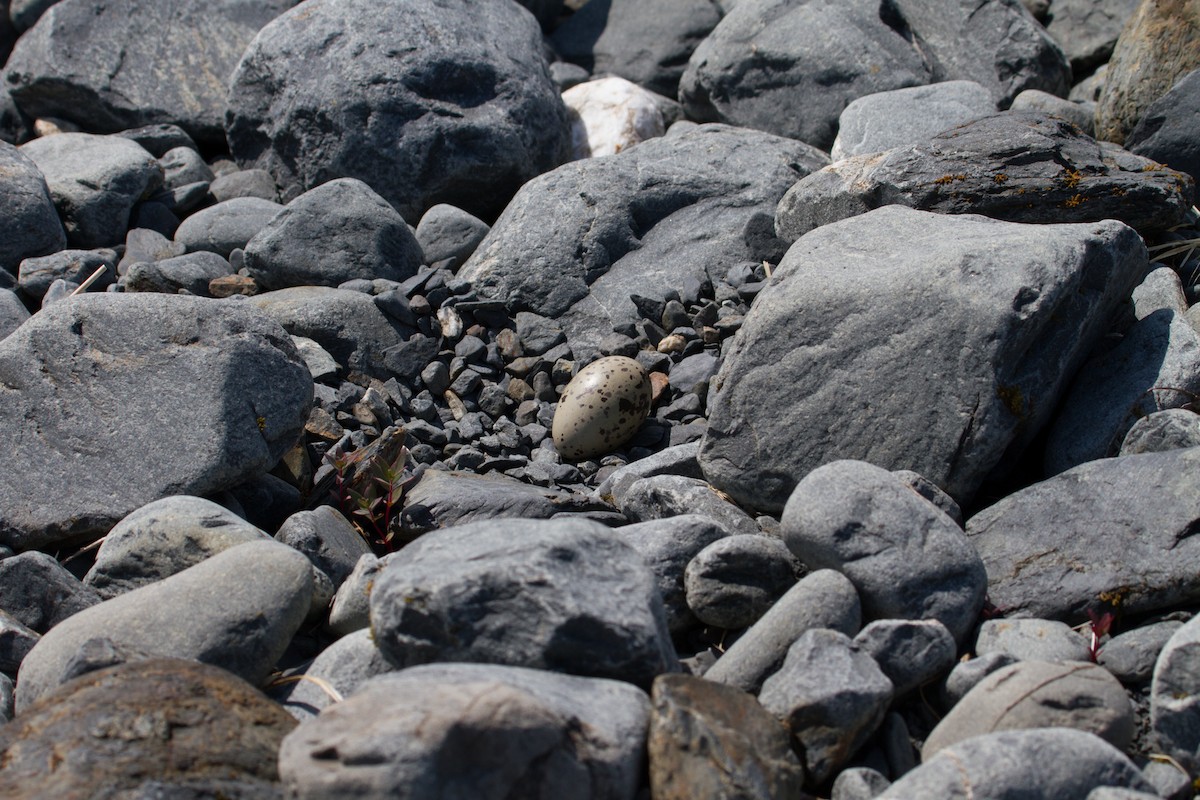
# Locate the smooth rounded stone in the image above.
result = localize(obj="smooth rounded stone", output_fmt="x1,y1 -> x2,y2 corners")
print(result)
15,539 -> 313,711
611,514 -> 732,635
369,517 -> 677,686
82,495 -> 271,599
1100,620 -> 1184,684
119,226 -> 186,273
1009,88 -> 1095,135
1044,308 -> 1200,476
116,123 -> 199,158
279,662 -> 650,800
456,124 -> 828,357
702,207 -> 1149,513
291,337 -> 337,382
0,551 -> 101,632
939,651 -> 1019,709
400,469 -> 609,532
0,293 -> 312,552
830,80 -> 996,161
273,505 -> 372,593
776,112 -> 1194,243
648,673 -> 806,800
832,767 -> 892,800
414,203 -> 490,266
0,290 -> 29,340
0,658 -> 295,797
0,609 -> 40,674
620,475 -> 759,537
123,250 -> 232,296
275,629 -> 393,721
878,728 -> 1155,799
758,628 -> 894,787
594,441 -> 703,507
160,145 -> 213,190
891,469 -> 964,527
975,618 -> 1093,663
684,534 -> 802,631
853,619 -> 957,697
326,553 -> 384,638
1132,265 -> 1189,321
227,0 -> 569,222
680,0 -> 1067,151
1151,613 -> 1200,770
550,0 -> 723,97
210,168 -> 279,203
1127,66 -> 1200,188
553,355 -> 652,459
1043,0 -> 1140,75
781,461 -> 986,644
174,197 -> 284,258
967,448 -> 1200,622
19,132 -> 161,248
1086,789 -> 1165,800
252,286 -> 409,379
704,569 -> 861,694
5,0 -> 295,145
17,248 -> 114,300
1095,0 -> 1200,146
923,660 -> 1135,758
562,77 -> 665,160
0,140 -> 65,272
243,178 -> 423,291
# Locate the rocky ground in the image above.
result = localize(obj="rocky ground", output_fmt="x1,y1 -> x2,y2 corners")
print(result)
1,0 -> 1200,798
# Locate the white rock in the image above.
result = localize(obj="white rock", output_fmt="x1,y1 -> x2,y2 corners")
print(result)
562,76 -> 665,160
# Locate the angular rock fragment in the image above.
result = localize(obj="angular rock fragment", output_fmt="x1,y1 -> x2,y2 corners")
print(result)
0,140 -> 65,273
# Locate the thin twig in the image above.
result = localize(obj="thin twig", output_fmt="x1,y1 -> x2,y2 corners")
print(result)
60,534 -> 108,565
266,674 -> 345,703
69,264 -> 109,296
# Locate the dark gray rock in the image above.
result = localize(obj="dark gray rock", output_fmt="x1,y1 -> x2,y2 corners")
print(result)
369,517 -> 678,687
415,203 -> 489,266
1044,0 -> 1140,75
1010,88 -> 1096,134
759,628 -> 893,786
853,619 -> 957,697
0,140 -> 65,273
1127,67 -> 1200,187
780,461 -> 986,643
174,197 -> 283,258
595,442 -> 703,507
279,662 -> 649,800
550,0 -> 723,97
4,0 -> 297,146
680,0 -> 1067,151
1044,309 -> 1200,476
0,293 -> 312,552
648,673 -> 806,799
115,123 -> 198,158
82,495 -> 271,599
273,505 -> 372,593
0,672 -> 11,721
776,112 -> 1195,242
159,146 -> 213,189
924,660 -> 1134,758
975,618 -> 1093,662
878,729 -> 1155,798
620,474 -> 759,536
939,652 -> 1018,710
123,251 -> 231,296
892,469 -> 964,527
1151,613 -> 1200,771
832,767 -> 892,800
243,178 -> 423,291
401,469 -> 610,531
612,514 -> 731,635
119,227 -> 186,274
701,207 -> 1147,512
0,84 -> 31,145
19,132 -> 161,248
455,124 -> 828,357
275,629 -> 392,721
15,539 -> 313,711
0,658 -> 295,798
326,553 -> 383,638
0,550 -> 101,632
967,448 -> 1200,623
1121,405 -> 1200,458
0,289 -> 28,340
704,569 -> 861,694
226,0 -> 569,222
684,534 -> 802,630
18,249 -> 113,301
0,609 -> 40,674
1100,620 -> 1183,684
830,80 -> 996,161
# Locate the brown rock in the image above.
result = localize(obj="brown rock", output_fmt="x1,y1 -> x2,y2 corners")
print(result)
1095,0 -> 1200,145
0,658 -> 296,799
650,371 -> 671,405
648,674 -> 807,800
209,273 -> 259,297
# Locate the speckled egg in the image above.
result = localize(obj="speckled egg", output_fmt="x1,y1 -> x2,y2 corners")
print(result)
552,356 -> 652,460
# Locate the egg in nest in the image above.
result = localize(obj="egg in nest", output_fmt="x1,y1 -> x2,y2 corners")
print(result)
552,356 -> 652,460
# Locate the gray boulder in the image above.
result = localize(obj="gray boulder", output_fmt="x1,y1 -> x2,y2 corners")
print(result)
923,660 -> 1135,758
15,539 -> 313,711
594,441 -> 703,508
274,505 -> 373,593
454,123 -> 828,358
243,178 -> 423,291
19,132 -> 161,248
853,619 -> 957,697
939,652 -> 1019,710
0,294 -> 312,552
967,447 -> 1200,622
0,610 -> 39,674
1127,67 -> 1200,188
369,517 -> 678,687
4,0 -> 296,145
684,534 -> 802,631
1043,0 -> 1140,75
279,662 -> 649,800
1131,265 -> 1189,321
123,250 -> 232,296
975,618 -> 1093,663
830,80 -> 996,161
401,469 -> 611,530
878,729 -> 1155,798
82,495 -> 271,599
0,551 -> 100,632
680,0 -> 1067,151
0,290 -> 28,340
758,628 -> 893,787
1101,620 -> 1184,684
414,203 -> 489,267
0,140 -> 65,273
775,112 -> 1195,242
619,474 -> 759,536
174,197 -> 284,259
780,460 -> 986,643
327,553 -> 384,638
275,629 -> 393,721
700,206 -> 1147,512
226,0 -> 569,222
1151,613 -> 1200,771
17,249 -> 113,301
